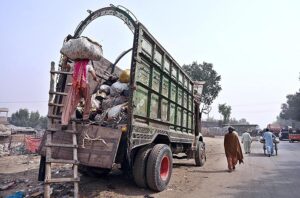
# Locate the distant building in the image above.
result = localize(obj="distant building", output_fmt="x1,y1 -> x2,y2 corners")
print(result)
223,124 -> 259,136
0,108 -> 9,125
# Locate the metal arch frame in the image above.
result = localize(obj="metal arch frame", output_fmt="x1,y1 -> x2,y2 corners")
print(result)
73,5 -> 138,38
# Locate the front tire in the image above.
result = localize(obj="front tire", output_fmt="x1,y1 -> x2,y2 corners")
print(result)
146,144 -> 172,192
195,141 -> 206,167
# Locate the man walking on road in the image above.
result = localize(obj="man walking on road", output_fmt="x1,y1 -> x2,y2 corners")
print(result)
241,131 -> 252,154
224,126 -> 244,172
263,128 -> 276,157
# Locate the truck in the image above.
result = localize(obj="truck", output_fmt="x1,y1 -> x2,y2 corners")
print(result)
40,5 -> 206,193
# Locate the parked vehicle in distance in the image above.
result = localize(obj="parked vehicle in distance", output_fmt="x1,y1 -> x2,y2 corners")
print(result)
279,127 -> 291,140
289,128 -> 300,143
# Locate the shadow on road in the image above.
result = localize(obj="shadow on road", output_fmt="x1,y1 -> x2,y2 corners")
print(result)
189,169 -> 228,173
246,153 -> 267,157
173,162 -> 196,168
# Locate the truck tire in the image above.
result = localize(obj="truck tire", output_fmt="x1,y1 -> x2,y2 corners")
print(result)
195,141 -> 206,167
133,146 -> 152,188
146,144 -> 172,192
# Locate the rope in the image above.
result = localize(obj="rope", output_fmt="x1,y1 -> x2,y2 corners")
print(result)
81,124 -> 108,148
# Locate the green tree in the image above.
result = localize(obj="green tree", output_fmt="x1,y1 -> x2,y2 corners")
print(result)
230,118 -> 249,125
279,91 -> 300,121
218,103 -> 231,124
38,116 -> 48,129
10,108 -> 47,129
10,108 -> 30,127
29,111 -> 40,128
182,61 -> 222,114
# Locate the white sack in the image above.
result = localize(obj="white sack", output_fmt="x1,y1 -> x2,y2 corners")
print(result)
60,36 -> 103,61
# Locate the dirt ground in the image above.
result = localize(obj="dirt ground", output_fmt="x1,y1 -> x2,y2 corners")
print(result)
0,137 -> 226,198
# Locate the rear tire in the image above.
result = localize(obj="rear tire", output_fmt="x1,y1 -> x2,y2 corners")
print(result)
133,146 -> 152,188
195,141 -> 206,166
146,144 -> 172,192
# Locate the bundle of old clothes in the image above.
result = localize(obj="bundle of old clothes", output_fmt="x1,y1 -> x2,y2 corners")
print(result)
87,69 -> 130,127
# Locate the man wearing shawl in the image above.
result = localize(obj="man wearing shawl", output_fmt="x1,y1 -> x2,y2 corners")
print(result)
61,59 -> 98,126
224,126 -> 244,172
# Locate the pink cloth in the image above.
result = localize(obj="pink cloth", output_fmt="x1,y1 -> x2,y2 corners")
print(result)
72,59 -> 89,91
25,136 -> 41,153
61,60 -> 91,126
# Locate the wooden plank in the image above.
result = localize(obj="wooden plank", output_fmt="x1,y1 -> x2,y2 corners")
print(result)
47,114 -> 62,119
44,133 -> 52,198
47,128 -> 78,134
49,91 -> 68,96
48,102 -> 64,107
46,159 -> 79,164
46,143 -> 78,148
50,70 -> 73,75
45,177 -> 80,183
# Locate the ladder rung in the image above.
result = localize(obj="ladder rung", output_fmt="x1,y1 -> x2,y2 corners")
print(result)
47,114 -> 61,119
48,102 -> 64,107
49,91 -> 68,96
45,177 -> 80,184
50,70 -> 73,75
45,143 -> 78,148
46,159 -> 79,164
47,128 -> 78,134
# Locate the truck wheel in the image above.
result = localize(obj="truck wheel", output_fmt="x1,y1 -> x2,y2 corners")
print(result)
195,141 -> 206,167
146,144 -> 172,192
133,146 -> 152,188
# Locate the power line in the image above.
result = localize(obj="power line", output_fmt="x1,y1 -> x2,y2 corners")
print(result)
0,100 -> 47,104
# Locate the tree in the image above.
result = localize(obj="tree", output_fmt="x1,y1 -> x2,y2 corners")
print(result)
230,118 -> 249,125
10,108 -> 47,129
10,108 -> 30,127
218,103 -> 231,124
182,62 -> 222,114
279,91 -> 300,121
29,111 -> 40,128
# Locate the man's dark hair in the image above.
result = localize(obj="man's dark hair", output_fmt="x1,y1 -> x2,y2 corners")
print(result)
228,126 -> 234,133
266,128 -> 269,132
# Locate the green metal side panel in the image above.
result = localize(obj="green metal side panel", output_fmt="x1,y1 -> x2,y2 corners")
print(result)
133,86 -> 148,117
130,24 -> 196,145
150,93 -> 159,119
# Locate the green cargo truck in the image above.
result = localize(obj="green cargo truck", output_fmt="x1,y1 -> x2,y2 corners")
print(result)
40,5 -> 206,192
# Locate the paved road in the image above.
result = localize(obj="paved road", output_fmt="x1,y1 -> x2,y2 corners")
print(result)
184,137 -> 300,198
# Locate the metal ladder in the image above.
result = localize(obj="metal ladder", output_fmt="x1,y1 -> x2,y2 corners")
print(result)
44,61 -> 80,198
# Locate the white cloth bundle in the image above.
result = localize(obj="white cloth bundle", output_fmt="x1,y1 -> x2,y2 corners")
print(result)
60,36 -> 103,61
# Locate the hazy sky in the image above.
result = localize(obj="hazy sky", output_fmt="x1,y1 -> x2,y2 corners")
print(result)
0,0 -> 299,128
